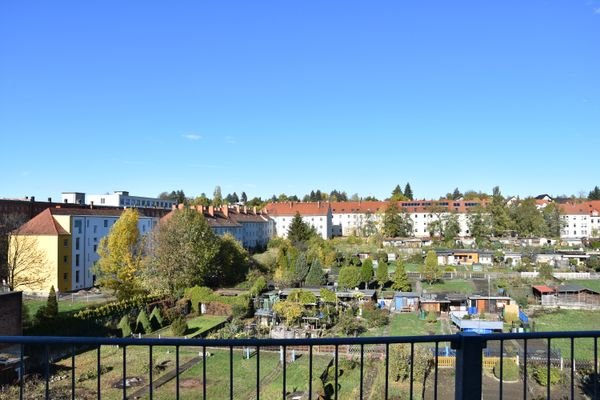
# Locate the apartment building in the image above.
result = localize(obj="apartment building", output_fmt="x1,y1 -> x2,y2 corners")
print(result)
62,191 -> 176,210
263,202 -> 333,240
560,201 -> 600,239
10,207 -> 156,293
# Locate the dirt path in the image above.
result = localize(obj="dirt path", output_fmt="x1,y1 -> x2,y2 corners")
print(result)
126,356 -> 201,399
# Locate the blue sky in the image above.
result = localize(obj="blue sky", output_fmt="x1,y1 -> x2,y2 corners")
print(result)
1,1 -> 599,201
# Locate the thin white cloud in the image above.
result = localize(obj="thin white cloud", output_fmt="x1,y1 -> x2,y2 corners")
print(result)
183,134 -> 202,141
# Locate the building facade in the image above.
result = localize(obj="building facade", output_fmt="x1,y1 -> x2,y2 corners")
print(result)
63,191 -> 176,210
263,202 -> 333,240
10,207 -> 156,293
560,201 -> 600,240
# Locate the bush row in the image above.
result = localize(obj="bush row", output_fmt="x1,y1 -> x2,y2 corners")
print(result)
74,294 -> 164,322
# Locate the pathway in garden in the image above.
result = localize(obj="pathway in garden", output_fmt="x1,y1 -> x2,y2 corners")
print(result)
126,356 -> 201,399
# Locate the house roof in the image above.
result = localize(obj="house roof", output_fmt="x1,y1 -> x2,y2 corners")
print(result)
264,202 -> 330,216
532,285 -> 555,294
394,292 -> 420,297
560,201 -> 600,216
555,285 -> 599,294
13,209 -> 69,236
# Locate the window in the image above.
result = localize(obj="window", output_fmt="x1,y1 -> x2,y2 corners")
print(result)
75,254 -> 80,267
93,225 -> 97,234
100,197 -> 105,204
93,245 -> 97,252
104,220 -> 108,228
76,237 -> 80,250
63,239 -> 68,247
74,220 -> 82,234
63,255 -> 68,263
75,270 -> 80,283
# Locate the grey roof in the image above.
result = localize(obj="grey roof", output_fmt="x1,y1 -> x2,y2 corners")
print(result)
394,292 -> 420,297
555,285 -> 599,294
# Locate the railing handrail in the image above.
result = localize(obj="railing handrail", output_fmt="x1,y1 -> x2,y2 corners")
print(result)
2,330 -> 600,347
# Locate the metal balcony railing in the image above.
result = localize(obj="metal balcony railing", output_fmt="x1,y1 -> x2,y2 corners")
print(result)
0,331 -> 599,400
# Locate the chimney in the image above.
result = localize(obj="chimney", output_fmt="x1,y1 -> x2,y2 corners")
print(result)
244,206 -> 247,214
208,205 -> 214,217
195,205 -> 203,213
178,203 -> 185,210
48,197 -> 52,203
90,201 -> 94,209
235,205 -> 240,213
222,206 -> 229,218
30,196 -> 35,202
172,204 -> 177,210
318,201 -> 321,208
253,206 -> 257,215
64,199 -> 68,204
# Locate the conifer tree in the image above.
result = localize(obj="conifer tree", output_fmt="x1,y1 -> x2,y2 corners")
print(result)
360,258 -> 374,286
391,261 -> 411,291
404,183 -> 414,200
376,261 -> 389,290
45,285 -> 58,318
305,259 -> 326,287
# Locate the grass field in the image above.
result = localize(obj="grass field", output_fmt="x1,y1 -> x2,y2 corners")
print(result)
24,297 -> 109,316
363,312 -> 441,337
532,309 -> 600,360
422,279 -> 475,294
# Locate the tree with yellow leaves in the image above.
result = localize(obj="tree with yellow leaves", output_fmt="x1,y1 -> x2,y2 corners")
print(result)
95,209 -> 146,300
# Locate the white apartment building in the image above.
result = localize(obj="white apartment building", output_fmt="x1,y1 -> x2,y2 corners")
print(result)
51,208 -> 156,290
62,191 -> 176,210
560,201 -> 600,239
264,202 -> 333,240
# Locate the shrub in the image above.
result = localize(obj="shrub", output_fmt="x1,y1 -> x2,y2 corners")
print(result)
170,316 -> 188,336
361,303 -> 389,328
532,366 -> 563,387
136,309 -> 151,334
493,359 -> 519,381
426,312 -> 438,324
118,315 -> 132,337
149,307 -> 164,330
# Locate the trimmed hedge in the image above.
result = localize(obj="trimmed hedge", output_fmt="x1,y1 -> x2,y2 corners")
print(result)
74,295 -> 164,322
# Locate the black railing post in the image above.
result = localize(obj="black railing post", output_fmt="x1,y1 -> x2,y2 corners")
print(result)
452,332 -> 486,400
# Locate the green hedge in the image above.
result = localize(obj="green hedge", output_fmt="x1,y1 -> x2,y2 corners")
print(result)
74,295 -> 163,322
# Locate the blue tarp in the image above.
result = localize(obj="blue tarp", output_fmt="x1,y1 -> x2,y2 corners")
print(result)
519,310 -> 529,324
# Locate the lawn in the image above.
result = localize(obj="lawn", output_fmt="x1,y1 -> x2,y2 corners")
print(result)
363,313 -> 441,337
532,309 -> 600,360
421,279 -> 475,294
24,297 -> 109,316
147,315 -> 228,339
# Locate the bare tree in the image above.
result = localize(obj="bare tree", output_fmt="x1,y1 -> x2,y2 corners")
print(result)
2,215 -> 50,291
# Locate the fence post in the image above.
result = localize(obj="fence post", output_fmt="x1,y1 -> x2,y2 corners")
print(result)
453,332 -> 486,400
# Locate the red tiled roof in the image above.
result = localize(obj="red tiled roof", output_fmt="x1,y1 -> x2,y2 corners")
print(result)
560,201 -> 600,216
14,209 -> 69,236
532,285 -> 555,294
331,200 -> 487,214
264,202 -> 330,216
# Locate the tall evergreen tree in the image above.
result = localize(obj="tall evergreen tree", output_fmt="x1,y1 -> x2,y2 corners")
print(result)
404,183 -> 414,200
376,261 -> 389,290
305,258 -> 326,287
382,203 -> 413,237
421,250 -> 440,284
391,184 -> 404,201
231,192 -> 240,203
391,262 -> 411,292
452,188 -> 462,200
45,285 -> 58,318
489,186 -> 512,236
213,186 -> 223,205
288,212 -> 316,244
241,192 -> 248,203
589,186 -> 600,200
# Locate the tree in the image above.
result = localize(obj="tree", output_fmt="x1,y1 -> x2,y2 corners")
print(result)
510,198 -> 547,237
338,266 -> 361,289
213,186 -> 223,205
489,186 -> 512,236
4,219 -> 50,291
273,300 -> 303,326
542,202 -> 563,238
589,186 -> 600,200
212,234 -> 250,287
452,188 -> 462,200
95,209 -> 146,300
376,261 -> 389,289
467,206 -> 492,243
442,213 -> 461,242
381,203 -> 413,237
241,192 -> 248,204
403,183 -> 414,200
305,258 -> 326,287
391,261 -> 411,291
144,208 -> 220,296
421,250 -> 440,284
287,212 -> 316,244
391,185 -> 407,201
360,258 -> 374,286
45,285 -> 59,318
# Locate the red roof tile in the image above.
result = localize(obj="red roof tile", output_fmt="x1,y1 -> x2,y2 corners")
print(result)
14,209 -> 69,236
264,202 -> 330,216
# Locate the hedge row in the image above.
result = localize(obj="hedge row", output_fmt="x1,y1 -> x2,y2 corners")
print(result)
74,294 -> 164,321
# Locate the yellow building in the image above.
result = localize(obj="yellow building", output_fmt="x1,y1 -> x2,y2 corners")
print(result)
8,207 -> 156,294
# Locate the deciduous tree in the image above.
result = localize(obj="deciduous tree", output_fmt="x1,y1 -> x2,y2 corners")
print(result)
376,261 -> 389,289
391,261 -> 411,291
421,250 -> 440,284
360,258 -> 374,286
338,266 -> 361,289
96,209 -> 146,300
